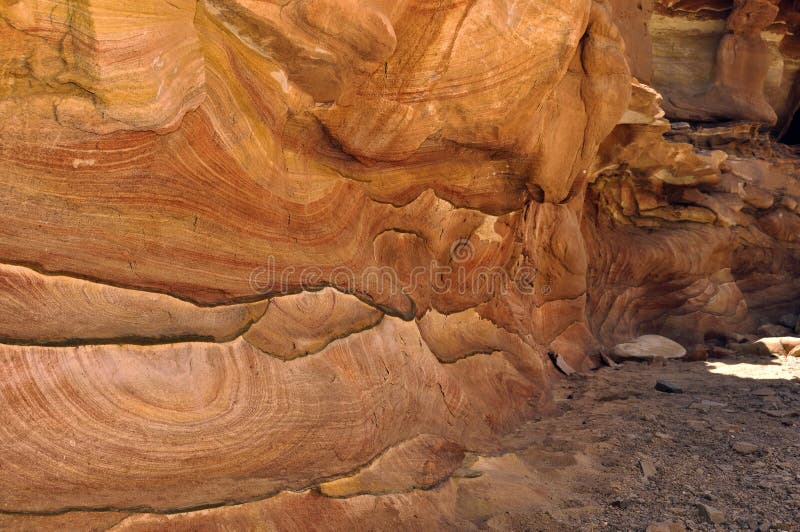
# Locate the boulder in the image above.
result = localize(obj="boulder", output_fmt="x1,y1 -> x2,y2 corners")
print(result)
755,337 -> 800,356
611,335 -> 687,362
697,503 -> 725,524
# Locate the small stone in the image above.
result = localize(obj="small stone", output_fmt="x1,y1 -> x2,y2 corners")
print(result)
610,498 -> 634,509
646,521 -> 686,532
655,380 -> 684,394
599,350 -> 619,367
687,419 -> 707,430
451,467 -> 482,479
732,441 -> 760,455
640,458 -> 657,478
549,351 -> 575,376
757,480 -> 776,490
751,387 -> 775,397
696,503 -> 725,524
782,195 -> 799,211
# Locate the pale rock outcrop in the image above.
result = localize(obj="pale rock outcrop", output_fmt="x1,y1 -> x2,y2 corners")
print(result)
610,0 -> 800,130
611,334 -> 688,361
663,0 -> 780,124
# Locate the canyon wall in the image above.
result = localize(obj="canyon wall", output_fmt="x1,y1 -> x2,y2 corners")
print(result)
0,0 -> 798,528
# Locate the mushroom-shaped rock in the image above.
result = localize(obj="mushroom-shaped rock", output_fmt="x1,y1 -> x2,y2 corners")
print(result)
611,335 -> 687,362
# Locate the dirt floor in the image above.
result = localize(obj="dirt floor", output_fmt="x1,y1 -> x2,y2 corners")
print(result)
464,352 -> 800,531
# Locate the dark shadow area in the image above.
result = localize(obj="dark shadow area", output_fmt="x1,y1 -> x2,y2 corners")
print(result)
781,106 -> 800,145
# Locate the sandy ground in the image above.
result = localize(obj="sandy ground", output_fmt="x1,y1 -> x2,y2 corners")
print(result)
461,352 -> 800,531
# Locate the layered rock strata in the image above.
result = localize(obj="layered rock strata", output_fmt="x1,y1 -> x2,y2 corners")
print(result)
0,0 -> 798,527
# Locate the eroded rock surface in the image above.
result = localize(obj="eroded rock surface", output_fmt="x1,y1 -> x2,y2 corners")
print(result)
0,0 -> 798,527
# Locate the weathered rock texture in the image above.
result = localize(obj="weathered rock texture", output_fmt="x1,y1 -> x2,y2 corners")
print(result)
611,0 -> 800,131
0,0 -> 798,528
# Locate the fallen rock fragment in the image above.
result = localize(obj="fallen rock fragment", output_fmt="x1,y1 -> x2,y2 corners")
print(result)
451,467 -> 482,479
599,350 -> 620,368
610,498 -> 638,510
639,457 -> 657,479
549,351 -> 576,376
729,342 -> 772,357
731,441 -> 760,455
611,335 -> 686,362
655,380 -> 684,394
696,503 -> 725,524
686,419 -> 708,430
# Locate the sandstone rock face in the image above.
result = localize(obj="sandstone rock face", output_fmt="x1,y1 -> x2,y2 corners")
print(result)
0,0 -> 798,527
613,0 -> 800,132
661,0 -> 781,124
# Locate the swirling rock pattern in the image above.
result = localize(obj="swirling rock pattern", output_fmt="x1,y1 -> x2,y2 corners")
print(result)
0,263 -> 267,345
0,0 -> 798,527
243,288 -> 384,360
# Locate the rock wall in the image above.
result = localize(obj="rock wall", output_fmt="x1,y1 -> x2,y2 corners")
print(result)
0,0 -> 798,527
612,0 -> 800,131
